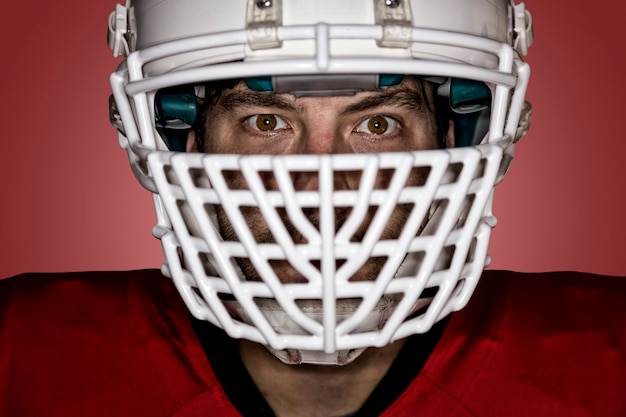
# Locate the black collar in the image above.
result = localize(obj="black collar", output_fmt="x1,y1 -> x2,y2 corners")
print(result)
190,317 -> 448,417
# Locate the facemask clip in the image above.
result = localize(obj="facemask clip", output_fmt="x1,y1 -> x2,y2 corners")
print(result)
510,1 -> 534,56
375,0 -> 413,48
107,2 -> 137,58
247,0 -> 283,50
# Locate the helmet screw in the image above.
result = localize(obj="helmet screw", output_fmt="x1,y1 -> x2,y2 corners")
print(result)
384,0 -> 401,7
256,0 -> 273,8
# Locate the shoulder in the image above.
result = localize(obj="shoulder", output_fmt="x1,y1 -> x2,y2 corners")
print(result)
479,269 -> 626,290
464,270 -> 626,359
420,270 -> 626,416
0,270 -> 238,417
475,269 -> 626,318
0,269 -> 184,324
0,268 -> 172,298
440,270 -> 626,348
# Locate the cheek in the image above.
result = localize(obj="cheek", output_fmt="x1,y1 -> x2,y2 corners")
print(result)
203,132 -> 242,154
401,119 -> 440,152
202,126 -> 229,154
350,121 -> 439,154
201,113 -> 246,154
204,128 -> 293,155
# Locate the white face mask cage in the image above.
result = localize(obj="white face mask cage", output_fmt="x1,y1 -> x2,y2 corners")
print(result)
108,2 -> 532,365
150,145 -> 503,364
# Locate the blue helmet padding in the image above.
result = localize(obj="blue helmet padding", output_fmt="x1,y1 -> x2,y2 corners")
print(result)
155,127 -> 188,152
447,78 -> 492,147
245,76 -> 272,91
155,86 -> 197,127
155,85 -> 198,151
452,110 -> 491,147
449,78 -> 491,111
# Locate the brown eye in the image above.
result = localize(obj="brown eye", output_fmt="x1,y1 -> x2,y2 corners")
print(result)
368,116 -> 388,134
256,114 -> 277,131
356,115 -> 397,135
247,114 -> 288,132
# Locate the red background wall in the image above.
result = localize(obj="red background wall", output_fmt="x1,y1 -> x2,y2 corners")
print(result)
1,0 -> 624,279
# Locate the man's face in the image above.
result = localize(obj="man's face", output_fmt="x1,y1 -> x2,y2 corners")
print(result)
200,76 -> 442,155
191,76 -> 451,284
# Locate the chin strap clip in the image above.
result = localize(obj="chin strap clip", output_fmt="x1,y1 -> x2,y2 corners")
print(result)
510,2 -> 534,56
107,1 -> 137,57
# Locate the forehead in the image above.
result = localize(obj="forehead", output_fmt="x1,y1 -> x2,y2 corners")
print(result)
208,75 -> 435,111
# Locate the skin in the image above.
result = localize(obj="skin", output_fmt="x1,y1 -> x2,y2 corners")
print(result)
239,338 -> 406,417
191,78 -> 454,282
187,77 -> 454,417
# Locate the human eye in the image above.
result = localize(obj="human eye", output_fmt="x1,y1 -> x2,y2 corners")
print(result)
354,115 -> 399,136
245,114 -> 289,132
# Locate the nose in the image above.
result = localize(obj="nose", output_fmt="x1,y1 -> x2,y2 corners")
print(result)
290,102 -> 356,191
292,130 -> 354,192
298,125 -> 347,155
293,100 -> 351,156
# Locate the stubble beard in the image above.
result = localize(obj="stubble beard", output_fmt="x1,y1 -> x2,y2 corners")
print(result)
213,170 -> 428,285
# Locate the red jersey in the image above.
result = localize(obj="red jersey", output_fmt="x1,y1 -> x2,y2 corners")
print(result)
1,269 -> 625,416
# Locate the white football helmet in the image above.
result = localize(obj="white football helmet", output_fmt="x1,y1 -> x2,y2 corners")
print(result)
107,0 -> 533,365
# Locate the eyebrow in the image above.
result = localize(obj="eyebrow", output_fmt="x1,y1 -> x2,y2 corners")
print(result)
216,90 -> 298,113
338,87 -> 429,117
212,84 -> 430,117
